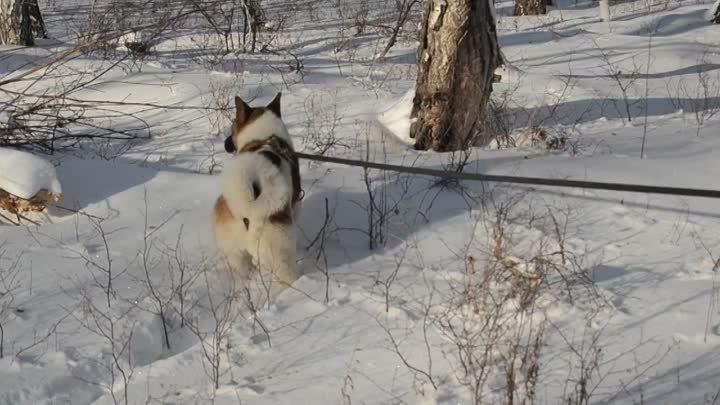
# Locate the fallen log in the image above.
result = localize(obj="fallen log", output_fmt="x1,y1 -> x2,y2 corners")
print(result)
0,187 -> 62,214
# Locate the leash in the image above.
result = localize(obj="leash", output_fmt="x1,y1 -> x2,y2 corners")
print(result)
294,152 -> 720,200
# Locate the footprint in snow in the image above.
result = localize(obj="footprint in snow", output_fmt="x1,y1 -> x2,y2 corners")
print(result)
240,377 -> 265,395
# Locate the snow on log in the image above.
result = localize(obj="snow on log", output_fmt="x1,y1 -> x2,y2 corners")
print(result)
0,147 -> 62,213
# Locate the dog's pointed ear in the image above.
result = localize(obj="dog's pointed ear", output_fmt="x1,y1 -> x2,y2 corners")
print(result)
235,95 -> 252,125
267,92 -> 281,117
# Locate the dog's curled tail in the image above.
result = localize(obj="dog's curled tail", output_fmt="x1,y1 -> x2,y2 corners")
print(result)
222,152 -> 292,221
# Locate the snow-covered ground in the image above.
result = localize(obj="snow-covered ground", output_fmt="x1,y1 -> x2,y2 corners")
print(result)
1,0 -> 720,404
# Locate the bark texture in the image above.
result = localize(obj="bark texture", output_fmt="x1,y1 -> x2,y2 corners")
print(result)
410,0 -> 500,151
0,0 -> 46,46
711,1 -> 720,23
514,0 -> 547,15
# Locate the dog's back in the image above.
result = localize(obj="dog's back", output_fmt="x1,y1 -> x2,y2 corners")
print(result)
221,151 -> 294,222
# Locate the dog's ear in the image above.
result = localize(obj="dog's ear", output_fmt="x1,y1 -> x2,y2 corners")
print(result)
266,92 -> 281,117
235,96 -> 252,125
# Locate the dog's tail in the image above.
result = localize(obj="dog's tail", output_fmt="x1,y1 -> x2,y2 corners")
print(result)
222,152 -> 292,221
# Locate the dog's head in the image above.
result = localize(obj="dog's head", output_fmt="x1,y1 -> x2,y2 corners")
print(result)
224,92 -> 283,154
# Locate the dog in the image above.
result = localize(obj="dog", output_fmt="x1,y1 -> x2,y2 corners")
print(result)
212,92 -> 302,291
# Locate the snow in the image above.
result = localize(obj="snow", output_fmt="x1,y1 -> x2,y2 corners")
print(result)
0,147 -> 62,199
1,0 -> 720,404
376,88 -> 415,146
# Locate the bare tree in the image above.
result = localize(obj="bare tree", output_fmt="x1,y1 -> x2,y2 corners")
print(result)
189,0 -> 265,54
137,190 -> 179,350
375,0 -> 421,61
0,0 -> 47,46
186,268 -> 243,390
410,0 -> 500,151
0,245 -> 22,359
74,295 -> 136,405
710,1 -> 720,25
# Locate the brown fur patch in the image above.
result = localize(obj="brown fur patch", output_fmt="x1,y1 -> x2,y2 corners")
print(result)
213,196 -> 234,225
268,204 -> 293,225
231,108 -> 269,150
238,134 -> 292,153
238,138 -> 271,153
243,217 -> 250,230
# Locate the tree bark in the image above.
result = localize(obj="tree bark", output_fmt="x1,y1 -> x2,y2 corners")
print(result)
410,0 -> 500,151
598,0 -> 611,22
514,0 -> 546,15
248,0 -> 265,26
711,0 -> 720,23
27,0 -> 46,39
0,0 -> 45,46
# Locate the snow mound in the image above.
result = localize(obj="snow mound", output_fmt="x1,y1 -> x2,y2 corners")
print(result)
0,148 -> 62,199
376,89 -> 415,146
495,62 -> 523,83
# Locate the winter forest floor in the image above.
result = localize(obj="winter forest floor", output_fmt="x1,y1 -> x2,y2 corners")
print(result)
1,0 -> 720,404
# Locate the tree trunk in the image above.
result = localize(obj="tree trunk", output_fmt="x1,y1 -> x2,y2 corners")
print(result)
28,0 -> 46,39
410,0 -> 500,151
514,0 -> 546,15
711,0 -> 720,23
598,0 -> 611,22
0,0 -> 46,46
248,0 -> 265,26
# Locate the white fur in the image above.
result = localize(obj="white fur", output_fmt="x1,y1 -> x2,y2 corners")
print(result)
213,211 -> 298,290
246,219 -> 297,287
222,152 -> 293,221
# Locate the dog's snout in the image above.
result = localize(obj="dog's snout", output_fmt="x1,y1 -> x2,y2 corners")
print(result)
224,136 -> 236,153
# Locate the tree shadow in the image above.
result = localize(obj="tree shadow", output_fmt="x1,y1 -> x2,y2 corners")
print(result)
595,324 -> 720,405
504,95 -> 720,129
561,63 -> 720,80
621,9 -> 709,37
500,28 -> 588,48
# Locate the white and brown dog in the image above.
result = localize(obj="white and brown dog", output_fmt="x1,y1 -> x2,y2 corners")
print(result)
212,93 -> 302,290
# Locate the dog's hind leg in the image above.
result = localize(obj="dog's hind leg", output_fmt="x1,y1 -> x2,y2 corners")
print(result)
220,249 -> 255,279
249,223 -> 299,293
